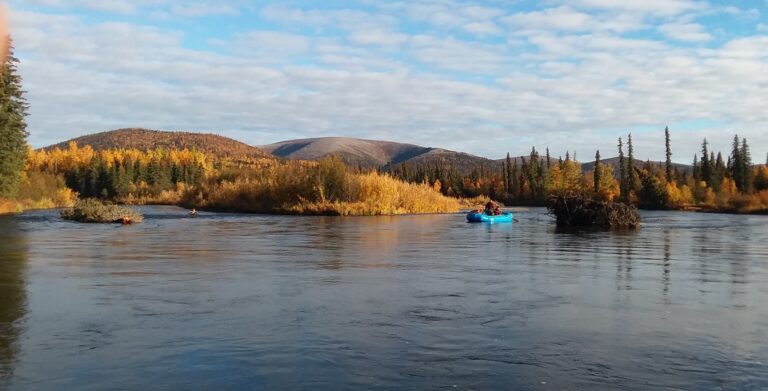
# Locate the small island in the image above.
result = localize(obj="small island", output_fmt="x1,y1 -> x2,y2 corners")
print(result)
60,199 -> 143,224
547,196 -> 641,229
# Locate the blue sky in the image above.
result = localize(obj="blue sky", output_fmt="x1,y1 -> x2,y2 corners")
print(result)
8,0 -> 768,162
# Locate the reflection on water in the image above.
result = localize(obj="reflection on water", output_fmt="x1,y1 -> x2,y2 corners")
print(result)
0,206 -> 767,390
0,217 -> 27,380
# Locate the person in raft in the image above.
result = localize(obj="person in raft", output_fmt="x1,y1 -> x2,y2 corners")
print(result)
484,201 -> 502,216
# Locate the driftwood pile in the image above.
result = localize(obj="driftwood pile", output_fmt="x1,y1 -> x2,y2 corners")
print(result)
546,196 -> 640,229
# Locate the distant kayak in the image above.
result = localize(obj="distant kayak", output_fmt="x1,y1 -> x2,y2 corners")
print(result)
467,211 -> 514,223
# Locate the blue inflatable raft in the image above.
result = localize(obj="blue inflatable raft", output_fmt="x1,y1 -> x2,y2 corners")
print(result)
466,211 -> 514,223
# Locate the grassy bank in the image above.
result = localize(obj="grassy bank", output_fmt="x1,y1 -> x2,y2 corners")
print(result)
186,171 -> 462,216
0,171 -> 78,215
182,157 -> 462,216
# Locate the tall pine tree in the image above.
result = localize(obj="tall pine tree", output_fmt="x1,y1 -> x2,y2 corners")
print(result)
741,138 -> 753,193
0,39 -> 28,198
618,137 -> 627,201
664,126 -> 672,183
701,138 -> 711,187
594,150 -> 601,194
627,133 -> 639,194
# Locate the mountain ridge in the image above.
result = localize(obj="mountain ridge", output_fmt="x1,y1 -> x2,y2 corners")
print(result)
45,128 -> 269,158
47,130 -> 695,172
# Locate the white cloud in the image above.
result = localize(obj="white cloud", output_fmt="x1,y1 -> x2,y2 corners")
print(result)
659,22 -> 712,42
170,3 -> 238,18
564,0 -> 708,17
411,35 -> 508,73
229,31 -> 311,57
260,5 -> 397,32
348,30 -> 409,47
503,6 -> 596,32
7,4 -> 768,161
462,21 -> 503,36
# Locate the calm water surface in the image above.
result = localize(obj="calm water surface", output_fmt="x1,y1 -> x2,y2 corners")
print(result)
1,207 -> 767,390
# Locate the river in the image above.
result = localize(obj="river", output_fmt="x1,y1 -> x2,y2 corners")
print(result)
1,206 -> 767,390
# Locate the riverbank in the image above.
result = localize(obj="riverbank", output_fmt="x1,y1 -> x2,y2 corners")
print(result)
0,197 -> 76,216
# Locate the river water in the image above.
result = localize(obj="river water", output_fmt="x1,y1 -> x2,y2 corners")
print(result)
0,206 -> 767,390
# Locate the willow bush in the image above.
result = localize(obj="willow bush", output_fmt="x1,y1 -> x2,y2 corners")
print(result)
183,157 -> 461,216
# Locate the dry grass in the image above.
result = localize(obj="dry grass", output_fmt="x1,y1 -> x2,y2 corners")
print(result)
185,163 -> 461,216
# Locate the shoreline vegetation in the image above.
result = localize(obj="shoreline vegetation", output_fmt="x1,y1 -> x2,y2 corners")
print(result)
5,143 -> 481,218
0,138 -> 766,219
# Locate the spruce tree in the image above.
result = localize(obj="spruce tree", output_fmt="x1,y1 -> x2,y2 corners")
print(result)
729,135 -> 741,187
627,133 -> 638,193
692,154 -> 700,181
701,138 -> 711,187
664,126 -> 672,183
741,138 -> 753,193
505,152 -> 512,194
0,39 -> 29,198
713,152 -> 725,191
618,137 -> 627,201
594,150 -> 601,194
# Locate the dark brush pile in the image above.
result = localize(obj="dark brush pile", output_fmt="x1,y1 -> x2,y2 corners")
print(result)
547,196 -> 640,229
61,199 -> 143,224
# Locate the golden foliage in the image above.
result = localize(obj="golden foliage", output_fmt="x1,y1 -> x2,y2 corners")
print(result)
548,161 -> 583,196
186,161 -> 460,216
0,198 -> 22,214
665,182 -> 694,209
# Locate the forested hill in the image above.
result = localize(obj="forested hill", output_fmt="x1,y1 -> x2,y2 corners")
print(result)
46,128 -> 269,158
261,137 -> 435,167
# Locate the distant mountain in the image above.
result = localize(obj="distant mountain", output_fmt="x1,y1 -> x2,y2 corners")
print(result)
261,137 -> 438,167
260,136 -> 521,173
46,128 -> 269,158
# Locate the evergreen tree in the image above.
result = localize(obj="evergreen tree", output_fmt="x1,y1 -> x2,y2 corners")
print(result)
0,39 -> 29,198
729,135 -> 742,187
510,160 -> 519,200
728,135 -> 754,192
741,138 -> 753,193
712,152 -> 725,191
618,137 -> 627,201
664,126 -> 672,183
701,138 -> 711,187
594,150 -> 601,194
639,174 -> 667,210
627,133 -> 639,194
692,154 -> 700,181
505,152 -> 512,194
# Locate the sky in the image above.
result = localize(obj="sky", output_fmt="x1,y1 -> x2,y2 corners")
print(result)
7,0 -> 768,162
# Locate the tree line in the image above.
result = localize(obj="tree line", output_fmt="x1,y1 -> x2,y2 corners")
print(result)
391,127 -> 768,213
